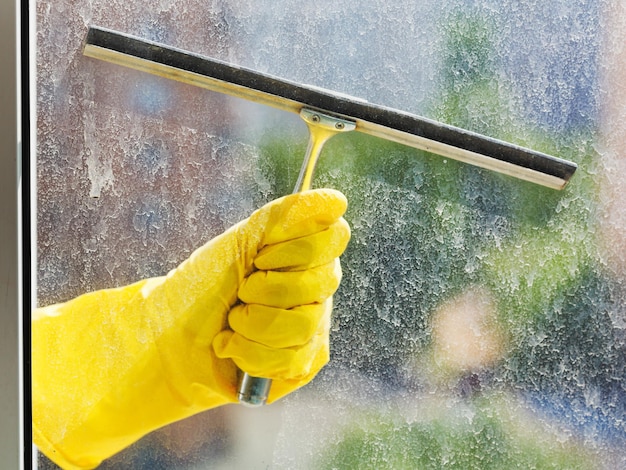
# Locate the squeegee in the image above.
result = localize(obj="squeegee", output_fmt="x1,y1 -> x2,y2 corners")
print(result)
83,25 -> 577,407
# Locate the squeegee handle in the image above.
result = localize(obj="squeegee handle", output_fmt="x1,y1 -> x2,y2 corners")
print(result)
236,110 -> 356,407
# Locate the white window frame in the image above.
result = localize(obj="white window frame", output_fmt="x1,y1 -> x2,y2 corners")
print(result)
0,0 -> 28,467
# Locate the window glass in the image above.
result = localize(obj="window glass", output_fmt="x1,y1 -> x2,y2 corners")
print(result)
36,0 -> 626,468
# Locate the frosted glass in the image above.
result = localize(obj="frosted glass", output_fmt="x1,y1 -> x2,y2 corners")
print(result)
36,0 -> 625,468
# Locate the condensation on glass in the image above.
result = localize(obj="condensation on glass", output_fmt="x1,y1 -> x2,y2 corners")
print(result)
36,0 -> 626,468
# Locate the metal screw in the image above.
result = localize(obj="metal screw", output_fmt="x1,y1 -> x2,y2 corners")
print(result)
311,114 -> 320,123
335,122 -> 345,130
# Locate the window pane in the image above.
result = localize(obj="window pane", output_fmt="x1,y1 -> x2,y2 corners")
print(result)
35,0 -> 625,468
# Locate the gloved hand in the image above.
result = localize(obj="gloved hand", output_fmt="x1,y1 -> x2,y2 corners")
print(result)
33,188 -> 351,470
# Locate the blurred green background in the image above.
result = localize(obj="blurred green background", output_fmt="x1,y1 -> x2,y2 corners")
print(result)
255,9 -> 622,469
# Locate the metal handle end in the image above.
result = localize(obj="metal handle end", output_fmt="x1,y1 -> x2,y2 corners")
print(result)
237,373 -> 272,407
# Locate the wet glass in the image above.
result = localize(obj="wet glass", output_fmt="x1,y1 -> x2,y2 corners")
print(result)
35,0 -> 625,468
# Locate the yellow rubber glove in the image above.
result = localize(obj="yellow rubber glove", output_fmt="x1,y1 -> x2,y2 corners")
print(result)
33,189 -> 350,470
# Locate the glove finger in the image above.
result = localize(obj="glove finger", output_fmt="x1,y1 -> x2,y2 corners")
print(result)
238,259 -> 342,309
266,343 -> 330,403
213,327 -> 330,381
254,218 -> 350,271
228,300 -> 331,349
257,189 -> 348,246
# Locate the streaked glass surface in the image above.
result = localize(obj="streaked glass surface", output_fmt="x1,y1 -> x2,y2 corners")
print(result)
36,1 -> 625,468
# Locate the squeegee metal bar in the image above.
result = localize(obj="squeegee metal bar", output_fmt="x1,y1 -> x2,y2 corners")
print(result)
83,26 -> 577,190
